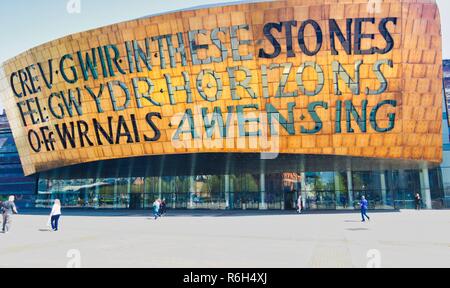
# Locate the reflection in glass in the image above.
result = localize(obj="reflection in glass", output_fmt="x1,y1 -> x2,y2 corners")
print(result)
35,168 -> 440,210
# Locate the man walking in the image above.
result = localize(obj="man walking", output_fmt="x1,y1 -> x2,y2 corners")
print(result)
360,196 -> 370,222
2,196 -> 18,233
159,199 -> 167,217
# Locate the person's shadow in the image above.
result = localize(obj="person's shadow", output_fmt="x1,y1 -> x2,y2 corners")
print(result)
38,228 -> 53,232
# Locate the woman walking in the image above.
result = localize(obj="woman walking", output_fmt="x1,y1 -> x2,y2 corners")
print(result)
153,199 -> 161,220
50,199 -> 62,231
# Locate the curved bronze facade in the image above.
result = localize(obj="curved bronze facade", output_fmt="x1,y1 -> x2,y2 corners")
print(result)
0,0 -> 443,176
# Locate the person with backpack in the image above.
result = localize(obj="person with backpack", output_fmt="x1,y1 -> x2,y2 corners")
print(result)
2,196 -> 18,233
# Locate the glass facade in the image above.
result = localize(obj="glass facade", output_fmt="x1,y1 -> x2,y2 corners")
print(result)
440,59 -> 450,208
0,113 -> 37,208
34,169 -> 442,210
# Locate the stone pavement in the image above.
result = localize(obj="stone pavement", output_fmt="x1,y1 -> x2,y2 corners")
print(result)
0,210 -> 449,268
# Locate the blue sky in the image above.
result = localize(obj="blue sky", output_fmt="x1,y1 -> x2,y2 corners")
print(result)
0,0 -> 449,111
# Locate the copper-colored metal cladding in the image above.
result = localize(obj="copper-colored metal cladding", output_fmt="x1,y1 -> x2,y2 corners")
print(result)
0,0 -> 443,176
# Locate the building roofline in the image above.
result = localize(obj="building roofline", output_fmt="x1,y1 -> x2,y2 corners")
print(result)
138,0 -> 274,19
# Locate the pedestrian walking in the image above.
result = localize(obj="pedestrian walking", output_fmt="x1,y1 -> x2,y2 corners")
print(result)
340,194 -> 348,209
360,196 -> 370,222
297,193 -> 303,214
414,193 -> 421,210
1,196 -> 18,233
159,199 -> 167,216
49,199 -> 62,231
153,199 -> 161,220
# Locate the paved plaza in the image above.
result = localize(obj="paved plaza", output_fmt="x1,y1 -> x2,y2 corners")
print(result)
0,210 -> 449,268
